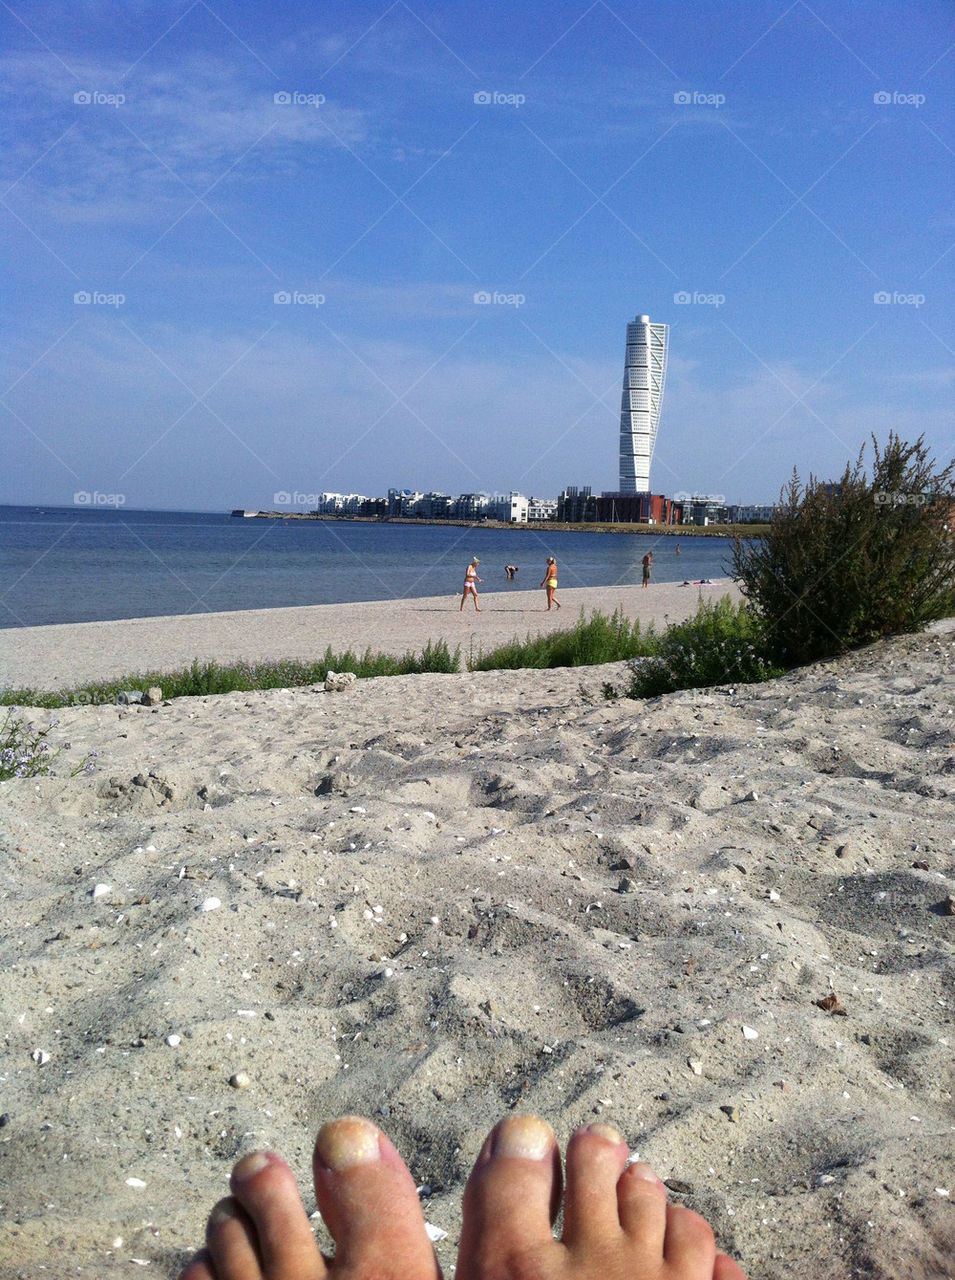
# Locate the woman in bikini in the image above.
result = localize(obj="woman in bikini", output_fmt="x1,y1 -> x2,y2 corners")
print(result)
460,557 -> 483,611
541,556 -> 561,610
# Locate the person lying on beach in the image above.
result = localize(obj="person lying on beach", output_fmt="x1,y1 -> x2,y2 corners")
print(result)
460,558 -> 483,611
178,1112 -> 747,1280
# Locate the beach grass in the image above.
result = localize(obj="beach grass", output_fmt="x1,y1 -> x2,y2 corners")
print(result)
0,602 -> 788,710
467,607 -> 655,670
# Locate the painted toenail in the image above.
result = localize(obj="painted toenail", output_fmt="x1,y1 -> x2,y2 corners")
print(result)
583,1122 -> 624,1145
316,1116 -> 381,1171
628,1161 -> 665,1187
232,1151 -> 271,1182
493,1115 -> 554,1161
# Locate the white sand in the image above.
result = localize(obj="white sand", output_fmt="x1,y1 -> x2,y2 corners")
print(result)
0,581 -> 739,692
0,607 -> 953,1279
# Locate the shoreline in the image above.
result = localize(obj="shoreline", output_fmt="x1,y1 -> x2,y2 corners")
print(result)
0,581 -> 740,693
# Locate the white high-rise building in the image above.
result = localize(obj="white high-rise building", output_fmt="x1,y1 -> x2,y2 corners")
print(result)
619,314 -> 668,493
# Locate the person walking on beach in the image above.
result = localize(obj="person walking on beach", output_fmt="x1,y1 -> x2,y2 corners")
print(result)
641,551 -> 653,589
460,557 -> 483,611
541,556 -> 561,610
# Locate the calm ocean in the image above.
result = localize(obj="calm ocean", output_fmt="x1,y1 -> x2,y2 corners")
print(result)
0,506 -> 736,628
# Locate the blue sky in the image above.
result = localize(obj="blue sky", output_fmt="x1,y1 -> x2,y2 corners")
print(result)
2,0 -> 952,511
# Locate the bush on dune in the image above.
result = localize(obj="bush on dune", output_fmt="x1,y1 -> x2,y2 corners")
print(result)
731,433 -> 955,668
626,596 -> 783,698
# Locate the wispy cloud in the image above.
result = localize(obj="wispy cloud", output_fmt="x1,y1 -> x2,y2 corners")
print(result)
1,50 -> 368,221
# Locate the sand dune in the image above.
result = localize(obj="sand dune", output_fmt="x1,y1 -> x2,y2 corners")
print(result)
0,615 -> 953,1278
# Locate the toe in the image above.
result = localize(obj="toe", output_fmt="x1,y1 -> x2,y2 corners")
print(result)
714,1252 -> 749,1280
312,1115 -> 439,1279
228,1152 -> 323,1279
457,1114 -> 562,1279
663,1203 -> 718,1274
203,1197 -> 266,1280
560,1123 -> 630,1246
178,1249 -> 216,1280
616,1161 -> 669,1255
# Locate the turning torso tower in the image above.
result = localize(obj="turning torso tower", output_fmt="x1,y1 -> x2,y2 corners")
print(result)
619,314 -> 669,493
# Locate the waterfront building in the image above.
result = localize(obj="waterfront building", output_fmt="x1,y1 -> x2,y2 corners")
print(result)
527,498 -> 558,521
488,492 -> 529,523
619,314 -> 669,493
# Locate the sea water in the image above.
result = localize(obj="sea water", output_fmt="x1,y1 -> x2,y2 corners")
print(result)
0,505 -> 738,628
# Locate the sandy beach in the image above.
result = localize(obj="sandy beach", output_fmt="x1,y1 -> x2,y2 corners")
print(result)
0,596 -> 953,1279
0,581 -> 739,694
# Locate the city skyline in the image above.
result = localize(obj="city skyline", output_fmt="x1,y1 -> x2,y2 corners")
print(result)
2,2 -> 952,514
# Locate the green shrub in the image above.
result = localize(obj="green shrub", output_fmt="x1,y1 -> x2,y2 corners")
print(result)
627,596 -> 784,698
731,433 -> 955,667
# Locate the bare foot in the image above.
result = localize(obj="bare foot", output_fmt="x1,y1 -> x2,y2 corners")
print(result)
458,1115 -> 746,1279
178,1116 -> 439,1280
178,1114 -> 747,1280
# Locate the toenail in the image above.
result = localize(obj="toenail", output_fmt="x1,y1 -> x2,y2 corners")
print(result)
315,1116 -> 381,1171
210,1199 -> 238,1225
493,1115 -> 554,1161
232,1151 -> 271,1182
583,1122 -> 624,1145
627,1161 -> 665,1187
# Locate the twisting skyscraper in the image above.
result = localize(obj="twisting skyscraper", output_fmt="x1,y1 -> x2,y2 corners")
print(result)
619,314 -> 668,493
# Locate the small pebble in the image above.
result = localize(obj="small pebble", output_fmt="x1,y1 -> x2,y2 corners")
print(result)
92,883 -> 111,900
125,1177 -> 147,1188
31,1049 -> 51,1066
165,1034 -> 181,1048
198,897 -> 221,913
688,1059 -> 703,1076
742,1025 -> 759,1040
229,1071 -> 251,1090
